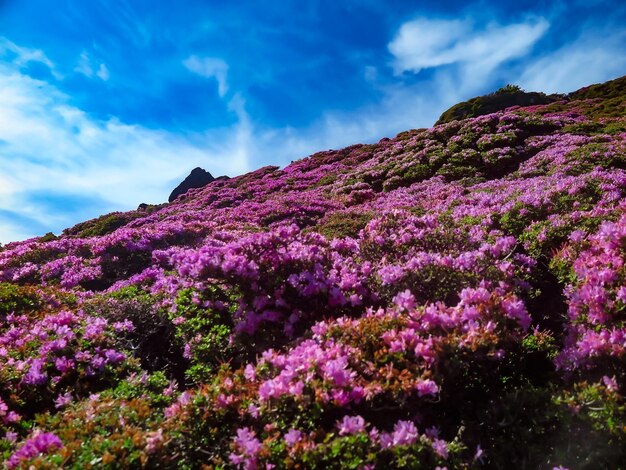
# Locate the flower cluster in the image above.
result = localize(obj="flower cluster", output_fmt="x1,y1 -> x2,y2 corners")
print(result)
555,214 -> 626,377
0,307 -> 135,431
0,80 -> 625,468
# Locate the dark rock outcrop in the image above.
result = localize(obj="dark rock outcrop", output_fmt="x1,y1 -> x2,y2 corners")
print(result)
168,167 -> 215,202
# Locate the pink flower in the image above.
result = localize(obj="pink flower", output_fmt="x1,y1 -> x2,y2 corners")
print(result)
54,391 -> 73,409
416,379 -> 439,397
145,429 -> 164,454
234,427 -> 262,456
54,356 -> 75,373
378,265 -> 405,285
284,429 -> 302,447
501,297 -> 531,330
22,359 -> 47,386
432,439 -> 449,458
337,415 -> 366,435
244,364 -> 257,381
7,432 -> 63,469
392,420 -> 418,446
393,289 -> 416,312
602,375 -> 618,392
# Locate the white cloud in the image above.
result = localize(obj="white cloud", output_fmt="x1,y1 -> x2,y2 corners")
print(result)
0,37 -> 61,79
389,17 -> 549,76
0,44 -> 451,245
517,32 -> 626,93
74,51 -> 110,81
183,55 -> 229,97
96,63 -> 110,81
0,58 -> 251,243
388,18 -> 468,73
74,51 -> 93,77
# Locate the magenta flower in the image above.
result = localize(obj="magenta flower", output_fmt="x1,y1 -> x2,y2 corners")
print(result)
416,379 -> 439,397
392,420 -> 418,446
432,438 -> 449,458
337,415 -> 366,435
7,432 -> 63,469
234,427 -> 262,456
22,359 -> 47,386
284,429 -> 303,447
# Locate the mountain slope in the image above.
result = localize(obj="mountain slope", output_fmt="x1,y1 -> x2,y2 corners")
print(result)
435,84 -> 562,125
436,75 -> 626,125
0,77 -> 625,469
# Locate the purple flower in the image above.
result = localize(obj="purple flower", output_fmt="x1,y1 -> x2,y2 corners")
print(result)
284,429 -> 303,447
54,391 -> 73,409
501,297 -> 531,330
144,429 -> 164,454
392,420 -> 418,446
337,415 -> 366,435
234,427 -> 262,456
393,289 -> 416,312
432,439 -> 449,458
54,356 -> 75,373
104,349 -> 126,364
378,265 -> 405,285
7,432 -> 63,469
22,359 -> 47,386
416,379 -> 439,397
602,375 -> 618,392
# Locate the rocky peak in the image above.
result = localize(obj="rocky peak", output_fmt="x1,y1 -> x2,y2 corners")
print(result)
168,167 -> 215,202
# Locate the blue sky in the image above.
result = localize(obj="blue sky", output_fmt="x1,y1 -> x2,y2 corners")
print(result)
0,0 -> 625,243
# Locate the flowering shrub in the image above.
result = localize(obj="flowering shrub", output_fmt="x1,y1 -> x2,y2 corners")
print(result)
6,431 -> 63,469
0,77 -> 625,468
554,215 -> 626,380
0,307 -> 137,436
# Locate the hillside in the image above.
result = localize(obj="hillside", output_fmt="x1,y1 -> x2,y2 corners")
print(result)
435,75 -> 626,125
0,76 -> 625,469
435,84 -> 562,125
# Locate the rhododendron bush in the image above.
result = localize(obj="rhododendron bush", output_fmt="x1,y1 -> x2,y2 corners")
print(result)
1,77 -> 625,468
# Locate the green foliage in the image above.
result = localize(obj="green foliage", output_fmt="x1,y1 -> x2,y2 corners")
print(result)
495,84 -> 524,94
83,286 -> 185,381
562,121 -> 605,135
522,330 -> 558,359
301,434 -> 376,469
38,232 -> 58,242
173,287 -> 237,383
64,212 -> 139,238
316,174 -> 337,187
436,90 -> 560,125
0,283 -> 42,316
300,433 -> 463,469
383,163 -> 432,191
603,120 -> 626,134
548,382 -> 626,469
36,392 -> 167,468
562,142 -> 626,175
111,371 -> 175,408
315,212 -> 373,239
569,75 -> 626,101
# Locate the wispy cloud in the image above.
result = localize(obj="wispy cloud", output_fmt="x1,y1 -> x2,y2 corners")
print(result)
0,37 -> 61,79
389,17 -> 549,75
517,30 -> 626,93
388,16 -> 549,94
183,55 -> 229,97
74,51 -> 110,81
0,49 -> 249,243
96,63 -> 110,81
